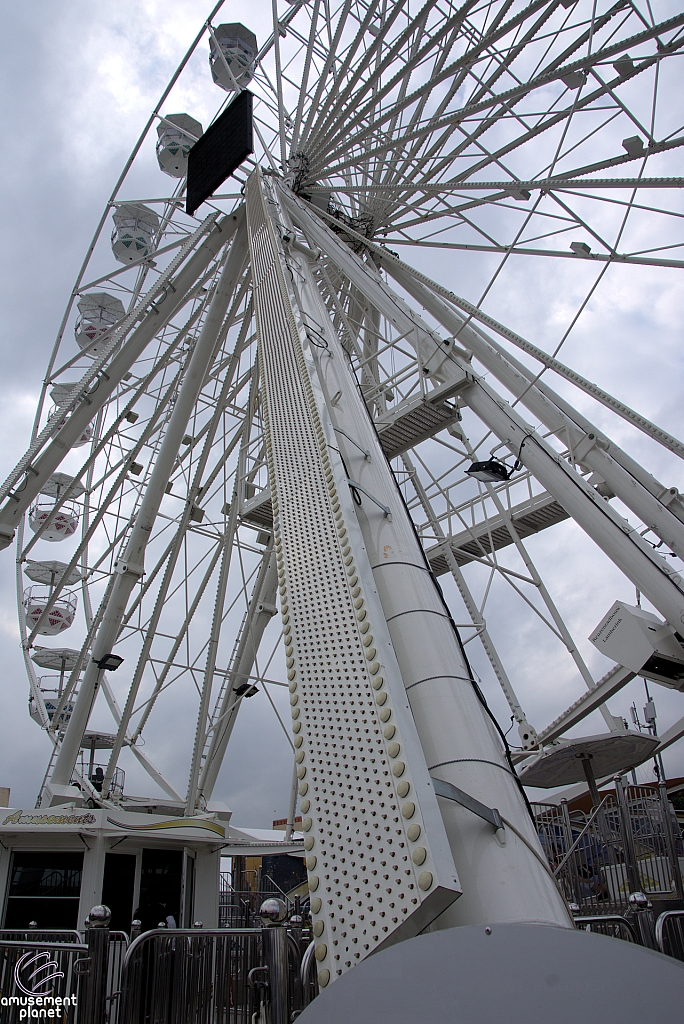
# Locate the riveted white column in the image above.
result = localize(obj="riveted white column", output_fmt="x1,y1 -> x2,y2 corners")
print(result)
246,169 -> 462,988
278,184 -> 572,931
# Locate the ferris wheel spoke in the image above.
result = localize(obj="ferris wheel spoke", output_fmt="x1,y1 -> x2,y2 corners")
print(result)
403,446 -> 623,737
45,224 -> 249,795
127,544 -> 255,743
0,214 -> 227,526
314,14 -> 683,185
297,0 -> 356,149
305,0 -> 487,162
198,541 -> 279,803
96,673 -> 185,802
307,0 -> 569,171
291,0 -> 323,152
402,450 -> 619,750
388,235 -> 684,270
304,0 -> 441,156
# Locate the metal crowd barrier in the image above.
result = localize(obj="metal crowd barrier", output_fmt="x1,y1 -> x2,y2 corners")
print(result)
573,915 -> 638,943
0,938 -> 87,1023
1,905 -> 681,1021
533,779 -> 684,920
118,928 -> 261,1024
655,910 -> 684,962
0,929 -> 82,943
1,912 -> 312,1023
0,918 -> 133,1024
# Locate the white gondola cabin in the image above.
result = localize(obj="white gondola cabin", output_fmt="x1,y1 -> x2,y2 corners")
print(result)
111,203 -> 160,264
47,382 -> 95,446
156,113 -> 203,177
28,474 -> 84,544
74,293 -> 125,358
209,24 -> 257,91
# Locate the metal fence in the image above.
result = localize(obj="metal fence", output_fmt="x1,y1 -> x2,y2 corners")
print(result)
219,878 -> 309,929
0,930 -> 130,1024
573,915 -> 639,943
0,921 -> 313,1023
533,780 -> 684,918
1,903 -> 682,1021
0,928 -> 81,943
656,910 -> 684,961
0,938 -> 86,1023
118,925 -> 313,1024
118,928 -> 261,1024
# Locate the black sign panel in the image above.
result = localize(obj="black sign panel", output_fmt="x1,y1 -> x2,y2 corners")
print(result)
186,90 -> 253,216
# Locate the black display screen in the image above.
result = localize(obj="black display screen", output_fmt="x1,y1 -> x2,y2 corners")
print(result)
186,90 -> 253,216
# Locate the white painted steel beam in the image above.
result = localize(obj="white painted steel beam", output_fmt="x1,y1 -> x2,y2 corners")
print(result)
654,715 -> 684,757
309,178 -> 684,193
47,215 -> 248,799
246,169 -> 470,989
199,544 -> 279,803
275,181 -> 571,937
0,213 -> 241,548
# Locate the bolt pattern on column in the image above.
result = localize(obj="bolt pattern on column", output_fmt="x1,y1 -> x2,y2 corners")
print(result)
246,170 -> 454,986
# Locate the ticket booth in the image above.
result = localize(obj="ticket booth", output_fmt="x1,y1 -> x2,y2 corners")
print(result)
0,807 -> 227,933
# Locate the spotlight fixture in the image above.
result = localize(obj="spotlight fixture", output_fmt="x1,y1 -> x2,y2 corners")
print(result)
94,653 -> 125,672
466,459 -> 511,483
234,683 -> 258,698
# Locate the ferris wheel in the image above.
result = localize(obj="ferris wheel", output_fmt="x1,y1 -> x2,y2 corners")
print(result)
2,0 -> 683,834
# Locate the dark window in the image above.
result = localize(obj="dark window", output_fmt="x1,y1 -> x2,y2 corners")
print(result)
4,851 -> 83,929
9,851 -> 83,898
102,852 -> 137,933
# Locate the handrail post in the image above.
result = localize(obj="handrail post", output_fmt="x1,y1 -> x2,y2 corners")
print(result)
260,899 -> 290,1024
614,776 -> 641,894
628,892 -> 658,950
659,782 -> 684,900
655,910 -> 684,960
82,905 -> 111,1022
559,799 -> 582,907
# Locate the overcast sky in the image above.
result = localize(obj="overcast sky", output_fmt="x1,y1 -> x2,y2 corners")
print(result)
0,1 -> 682,825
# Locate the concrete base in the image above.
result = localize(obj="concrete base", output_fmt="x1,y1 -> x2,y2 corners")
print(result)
298,922 -> 684,1023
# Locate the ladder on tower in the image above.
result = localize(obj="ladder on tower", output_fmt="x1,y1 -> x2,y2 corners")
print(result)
36,739 -> 61,808
199,609 -> 249,773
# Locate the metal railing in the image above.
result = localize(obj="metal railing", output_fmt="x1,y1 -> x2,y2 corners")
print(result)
119,923 -> 311,1024
0,938 -> 86,1023
573,915 -> 639,943
0,928 -> 81,943
0,905 -> 311,1023
218,880 -> 309,929
119,928 -> 261,1023
533,780 -> 684,919
656,910 -> 684,962
0,925 -> 129,1023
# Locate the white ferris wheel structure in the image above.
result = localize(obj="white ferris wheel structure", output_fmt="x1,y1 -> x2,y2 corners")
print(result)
2,0 -> 684,974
